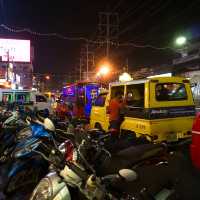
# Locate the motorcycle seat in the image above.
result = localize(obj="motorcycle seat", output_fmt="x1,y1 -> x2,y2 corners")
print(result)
87,129 -> 104,135
96,144 -> 166,176
87,129 -> 107,141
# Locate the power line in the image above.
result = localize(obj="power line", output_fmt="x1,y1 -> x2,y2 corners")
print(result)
0,23 -> 173,51
111,0 -> 124,12
128,0 -> 200,43
119,0 -> 152,23
149,0 -> 171,17
118,0 -> 164,36
79,43 -> 95,80
121,0 -> 169,39
0,24 -> 106,45
117,42 -> 173,50
98,12 -> 119,57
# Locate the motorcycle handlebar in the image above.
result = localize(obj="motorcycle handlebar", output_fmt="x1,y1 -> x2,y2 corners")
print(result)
66,162 -> 89,180
78,142 -> 96,174
32,148 -> 65,169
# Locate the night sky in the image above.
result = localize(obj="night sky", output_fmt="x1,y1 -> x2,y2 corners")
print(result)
1,0 -> 200,86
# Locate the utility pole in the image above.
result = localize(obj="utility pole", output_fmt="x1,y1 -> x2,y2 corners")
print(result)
79,58 -> 82,81
126,58 -> 129,72
98,12 -> 119,58
79,44 -> 95,81
86,43 -> 89,80
6,50 -> 9,81
106,13 -> 110,58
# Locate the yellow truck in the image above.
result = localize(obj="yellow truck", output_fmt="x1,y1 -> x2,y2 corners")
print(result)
90,77 -> 195,142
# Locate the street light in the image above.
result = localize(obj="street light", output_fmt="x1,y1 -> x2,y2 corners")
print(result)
175,36 -> 188,57
99,64 -> 110,76
45,75 -> 50,80
175,36 -> 187,46
96,63 -> 111,78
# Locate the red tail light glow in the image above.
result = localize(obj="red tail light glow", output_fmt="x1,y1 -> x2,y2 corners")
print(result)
64,140 -> 74,162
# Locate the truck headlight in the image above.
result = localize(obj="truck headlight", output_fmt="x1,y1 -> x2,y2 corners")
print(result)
30,178 -> 53,200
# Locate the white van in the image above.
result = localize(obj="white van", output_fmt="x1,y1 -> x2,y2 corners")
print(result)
0,89 -> 52,113
30,92 -> 52,113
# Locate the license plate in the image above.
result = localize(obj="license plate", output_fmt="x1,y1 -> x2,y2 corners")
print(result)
167,133 -> 178,142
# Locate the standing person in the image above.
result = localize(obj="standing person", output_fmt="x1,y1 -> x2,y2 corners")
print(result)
56,101 -> 68,121
76,96 -> 84,119
108,91 -> 125,136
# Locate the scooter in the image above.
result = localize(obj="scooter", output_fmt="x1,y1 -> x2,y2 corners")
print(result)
0,111 -> 30,158
29,136 -> 137,200
0,115 -> 57,195
30,133 -> 179,200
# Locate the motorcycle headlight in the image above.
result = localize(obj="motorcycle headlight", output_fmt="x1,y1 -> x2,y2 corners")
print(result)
30,178 -> 53,200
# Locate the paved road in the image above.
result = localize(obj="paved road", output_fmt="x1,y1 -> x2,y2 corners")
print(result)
174,150 -> 200,200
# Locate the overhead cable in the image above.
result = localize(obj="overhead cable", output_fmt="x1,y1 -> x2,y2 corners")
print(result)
0,23 -> 173,51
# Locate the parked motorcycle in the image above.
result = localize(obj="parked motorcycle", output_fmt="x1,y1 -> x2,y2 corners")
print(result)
0,110 -> 30,159
0,112 -> 72,195
0,107 -> 72,163
30,130 -> 179,200
29,135 -> 137,200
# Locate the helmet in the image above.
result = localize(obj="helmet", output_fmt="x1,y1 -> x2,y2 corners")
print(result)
44,118 -> 55,132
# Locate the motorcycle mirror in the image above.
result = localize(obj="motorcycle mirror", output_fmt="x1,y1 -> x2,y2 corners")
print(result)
25,116 -> 31,125
118,169 -> 138,182
58,142 -> 66,154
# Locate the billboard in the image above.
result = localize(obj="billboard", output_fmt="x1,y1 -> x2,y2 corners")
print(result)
0,38 -> 30,62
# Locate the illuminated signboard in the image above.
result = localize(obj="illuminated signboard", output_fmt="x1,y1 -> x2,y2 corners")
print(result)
0,38 -> 30,62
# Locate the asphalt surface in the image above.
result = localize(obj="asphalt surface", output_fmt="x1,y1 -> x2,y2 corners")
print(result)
174,150 -> 200,200
0,147 -> 199,200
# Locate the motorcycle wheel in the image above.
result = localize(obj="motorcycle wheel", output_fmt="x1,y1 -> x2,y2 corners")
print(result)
5,167 -> 44,195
